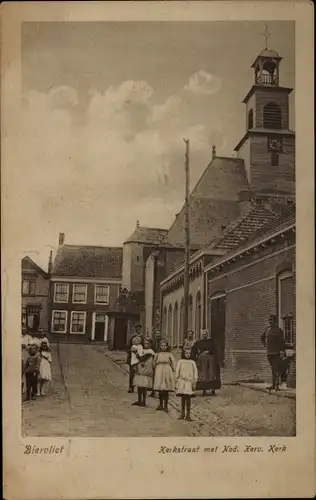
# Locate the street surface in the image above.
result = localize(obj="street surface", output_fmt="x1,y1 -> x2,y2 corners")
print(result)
22,344 -> 296,437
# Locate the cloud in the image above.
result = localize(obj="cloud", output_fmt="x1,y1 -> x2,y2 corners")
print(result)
184,70 -> 222,96
13,81 -> 223,262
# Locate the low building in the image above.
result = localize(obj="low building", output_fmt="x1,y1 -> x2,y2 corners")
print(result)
21,256 -> 50,332
205,203 -> 296,384
48,233 -> 122,343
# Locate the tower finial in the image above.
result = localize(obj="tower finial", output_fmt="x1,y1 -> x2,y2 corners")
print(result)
261,23 -> 271,50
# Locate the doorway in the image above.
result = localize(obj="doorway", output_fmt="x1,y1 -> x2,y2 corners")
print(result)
210,294 -> 226,363
92,313 -> 108,342
113,317 -> 128,350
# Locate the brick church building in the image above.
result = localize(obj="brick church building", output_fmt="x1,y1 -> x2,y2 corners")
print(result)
156,45 -> 296,384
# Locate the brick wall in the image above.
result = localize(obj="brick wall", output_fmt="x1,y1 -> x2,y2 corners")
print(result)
207,243 -> 296,382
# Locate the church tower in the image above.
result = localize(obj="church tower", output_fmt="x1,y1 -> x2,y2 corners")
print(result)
234,31 -> 295,205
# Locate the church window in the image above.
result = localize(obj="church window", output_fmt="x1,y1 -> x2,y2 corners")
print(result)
248,108 -> 254,129
263,102 -> 282,129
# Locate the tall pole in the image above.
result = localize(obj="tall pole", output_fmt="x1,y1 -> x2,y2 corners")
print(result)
183,138 -> 190,339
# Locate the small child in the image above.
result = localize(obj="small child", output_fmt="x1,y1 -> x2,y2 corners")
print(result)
132,338 -> 155,407
175,347 -> 198,421
130,336 -> 143,366
128,335 -> 143,393
153,339 -> 176,412
24,344 -> 41,401
39,340 -> 52,395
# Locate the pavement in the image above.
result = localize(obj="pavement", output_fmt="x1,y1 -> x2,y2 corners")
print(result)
22,344 -> 296,437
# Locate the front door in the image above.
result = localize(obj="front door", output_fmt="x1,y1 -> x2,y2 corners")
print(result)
93,313 -> 108,342
114,318 -> 128,350
210,295 -> 226,363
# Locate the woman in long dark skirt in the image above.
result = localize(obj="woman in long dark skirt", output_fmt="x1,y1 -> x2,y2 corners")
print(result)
191,329 -> 221,396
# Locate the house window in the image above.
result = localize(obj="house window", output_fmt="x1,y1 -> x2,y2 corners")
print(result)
271,151 -> 279,166
95,285 -> 109,304
72,284 -> 87,303
70,311 -> 86,334
22,277 -> 36,296
22,307 -> 27,329
51,310 -> 68,333
278,270 -> 295,345
54,283 -> 69,303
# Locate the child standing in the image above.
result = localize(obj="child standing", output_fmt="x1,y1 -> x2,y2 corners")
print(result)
39,340 -> 52,395
24,344 -> 41,401
132,338 -> 155,407
128,335 -> 143,392
153,339 -> 176,412
175,347 -> 198,421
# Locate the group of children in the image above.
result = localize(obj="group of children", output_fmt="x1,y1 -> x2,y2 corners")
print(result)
21,331 -> 52,401
129,334 -> 198,421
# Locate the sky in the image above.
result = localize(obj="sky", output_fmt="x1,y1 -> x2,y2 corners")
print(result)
19,21 -> 295,270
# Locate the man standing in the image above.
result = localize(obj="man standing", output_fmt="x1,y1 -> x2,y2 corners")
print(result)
126,324 -> 144,393
261,315 -> 285,391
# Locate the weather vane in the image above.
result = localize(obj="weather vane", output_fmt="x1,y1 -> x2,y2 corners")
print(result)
261,23 -> 271,50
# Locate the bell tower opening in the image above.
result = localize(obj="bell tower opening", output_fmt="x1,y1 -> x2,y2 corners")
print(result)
263,102 -> 282,129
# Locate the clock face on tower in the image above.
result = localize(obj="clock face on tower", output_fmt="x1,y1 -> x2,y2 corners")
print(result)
268,137 -> 283,152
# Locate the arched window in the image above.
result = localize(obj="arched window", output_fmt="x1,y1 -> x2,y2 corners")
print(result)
188,294 -> 193,332
179,298 -> 184,346
195,291 -> 202,339
263,102 -> 282,129
248,108 -> 254,129
173,302 -> 179,348
277,269 -> 295,345
162,306 -> 167,336
167,304 -> 173,346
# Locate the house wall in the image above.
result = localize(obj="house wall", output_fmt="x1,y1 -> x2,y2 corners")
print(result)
122,243 -> 132,290
206,241 -> 295,382
21,263 -> 49,331
49,279 -> 121,342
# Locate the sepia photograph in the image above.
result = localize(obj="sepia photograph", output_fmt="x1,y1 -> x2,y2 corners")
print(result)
20,19 -> 297,438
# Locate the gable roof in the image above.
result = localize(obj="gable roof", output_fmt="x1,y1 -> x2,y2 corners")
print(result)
167,198 -> 243,247
52,245 -> 123,279
22,256 -> 48,277
124,226 -> 168,245
165,156 -> 250,248
210,204 -> 278,252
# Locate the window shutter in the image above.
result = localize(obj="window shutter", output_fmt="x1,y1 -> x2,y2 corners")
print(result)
280,276 -> 294,316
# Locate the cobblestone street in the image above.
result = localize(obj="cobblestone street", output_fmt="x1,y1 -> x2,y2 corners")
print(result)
22,344 -> 296,437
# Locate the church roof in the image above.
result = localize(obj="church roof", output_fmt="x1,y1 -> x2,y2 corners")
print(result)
124,226 -> 168,245
166,156 -> 249,247
259,48 -> 281,58
52,245 -> 123,279
210,204 -> 278,252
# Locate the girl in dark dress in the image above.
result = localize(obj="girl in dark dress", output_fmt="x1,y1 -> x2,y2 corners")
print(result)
191,329 -> 221,396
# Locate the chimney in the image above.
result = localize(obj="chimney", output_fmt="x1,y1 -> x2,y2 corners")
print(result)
136,220 -> 140,228
59,232 -> 65,246
48,251 -> 53,275
212,144 -> 216,160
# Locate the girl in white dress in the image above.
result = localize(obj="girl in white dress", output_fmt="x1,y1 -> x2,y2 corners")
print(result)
153,339 -> 176,412
175,347 -> 198,421
39,341 -> 52,395
132,338 -> 155,407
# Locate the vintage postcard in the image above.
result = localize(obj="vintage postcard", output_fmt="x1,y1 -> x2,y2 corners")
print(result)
2,1 -> 315,499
